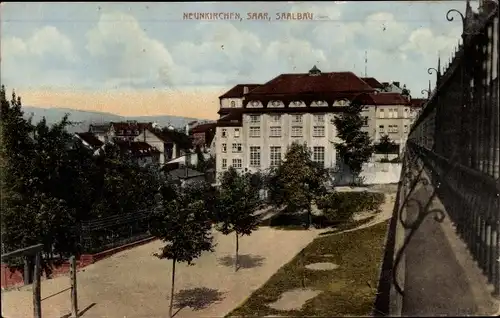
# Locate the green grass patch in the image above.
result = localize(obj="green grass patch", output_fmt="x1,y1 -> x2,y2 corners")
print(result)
227,220 -> 389,317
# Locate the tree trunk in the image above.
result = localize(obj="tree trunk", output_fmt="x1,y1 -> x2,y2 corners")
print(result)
307,205 -> 312,229
235,232 -> 239,272
169,259 -> 176,318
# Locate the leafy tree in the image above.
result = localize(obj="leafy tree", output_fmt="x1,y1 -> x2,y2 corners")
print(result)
332,102 -> 374,184
1,86 -> 37,256
216,167 -> 260,271
375,134 -> 397,161
269,142 -> 328,229
150,182 -> 214,318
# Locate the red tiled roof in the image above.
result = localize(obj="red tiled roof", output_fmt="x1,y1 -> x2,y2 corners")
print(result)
219,84 -> 261,99
114,140 -> 160,157
190,123 -> 217,134
354,93 -> 411,105
247,72 -> 374,96
75,132 -> 104,148
410,98 -> 426,107
361,77 -> 384,89
146,128 -> 175,142
216,110 -> 243,127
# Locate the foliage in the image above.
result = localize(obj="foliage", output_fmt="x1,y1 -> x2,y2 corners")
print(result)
150,181 -> 214,317
316,191 -> 385,224
1,85 -> 162,264
375,134 -> 398,160
267,142 -> 328,228
216,166 -> 261,271
332,102 -> 374,182
150,181 -> 214,263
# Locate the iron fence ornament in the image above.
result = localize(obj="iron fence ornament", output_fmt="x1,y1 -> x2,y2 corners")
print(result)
392,1 -> 500,299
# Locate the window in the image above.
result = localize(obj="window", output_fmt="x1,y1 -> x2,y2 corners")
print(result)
222,158 -> 227,169
388,125 -> 399,133
222,143 -> 227,153
392,109 -> 398,118
314,114 -> 324,122
234,128 -> 240,138
313,146 -> 325,167
362,116 -> 369,126
291,126 -> 303,137
292,114 -> 303,123
250,146 -> 261,167
230,101 -> 236,108
313,126 -> 325,137
250,115 -> 260,123
232,158 -> 242,169
404,125 -> 408,133
221,129 -> 227,138
270,146 -> 281,167
379,125 -> 385,134
270,126 -> 282,137
379,109 -> 385,119
232,143 -> 242,152
404,108 -> 409,118
249,127 -> 261,137
271,114 -> 281,122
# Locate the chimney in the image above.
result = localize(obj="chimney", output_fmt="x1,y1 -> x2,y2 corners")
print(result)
243,86 -> 249,94
393,81 -> 400,88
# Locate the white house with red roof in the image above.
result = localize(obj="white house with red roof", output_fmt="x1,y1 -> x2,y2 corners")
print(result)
214,66 -> 424,176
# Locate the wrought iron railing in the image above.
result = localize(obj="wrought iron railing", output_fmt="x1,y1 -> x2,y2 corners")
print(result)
79,209 -> 154,254
375,2 -> 499,315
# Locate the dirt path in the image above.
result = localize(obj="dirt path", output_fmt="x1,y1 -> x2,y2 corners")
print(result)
2,227 -> 321,318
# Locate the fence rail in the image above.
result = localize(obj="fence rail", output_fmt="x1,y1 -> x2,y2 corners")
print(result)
405,1 -> 500,296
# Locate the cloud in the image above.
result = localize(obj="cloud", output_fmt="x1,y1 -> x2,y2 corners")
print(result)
0,1 -> 468,99
85,11 -> 176,88
2,26 -> 77,62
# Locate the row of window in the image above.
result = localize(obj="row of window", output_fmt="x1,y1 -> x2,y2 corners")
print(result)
379,124 -> 409,134
248,114 -> 324,123
248,125 -> 325,138
379,108 -> 410,119
220,146 -> 325,169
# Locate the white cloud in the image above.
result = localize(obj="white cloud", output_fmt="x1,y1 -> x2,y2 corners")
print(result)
85,12 -> 176,87
1,26 -> 77,62
0,2 -> 468,95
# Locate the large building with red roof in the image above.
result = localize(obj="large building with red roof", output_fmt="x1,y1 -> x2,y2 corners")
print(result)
214,66 -> 423,174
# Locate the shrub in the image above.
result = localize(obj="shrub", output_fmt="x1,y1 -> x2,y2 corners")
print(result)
316,191 -> 385,224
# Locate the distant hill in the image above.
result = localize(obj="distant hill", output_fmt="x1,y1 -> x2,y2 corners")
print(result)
21,106 -> 209,134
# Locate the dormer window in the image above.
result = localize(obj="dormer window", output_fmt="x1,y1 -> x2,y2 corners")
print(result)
309,65 -> 321,76
230,101 -> 236,108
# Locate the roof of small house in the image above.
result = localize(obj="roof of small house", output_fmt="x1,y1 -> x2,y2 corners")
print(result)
114,140 -> 160,157
361,77 -> 385,89
190,122 -> 217,134
167,167 -> 205,181
410,98 -> 426,108
354,92 -> 411,106
75,132 -> 104,148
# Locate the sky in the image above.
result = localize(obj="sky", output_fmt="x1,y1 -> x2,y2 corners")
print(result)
1,1 -> 475,119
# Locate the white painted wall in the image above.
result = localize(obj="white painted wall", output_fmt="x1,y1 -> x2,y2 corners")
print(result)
331,162 -> 402,185
135,129 -> 177,164
215,112 -> 341,177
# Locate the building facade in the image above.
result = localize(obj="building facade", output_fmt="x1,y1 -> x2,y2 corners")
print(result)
214,67 -> 425,176
215,66 -> 377,175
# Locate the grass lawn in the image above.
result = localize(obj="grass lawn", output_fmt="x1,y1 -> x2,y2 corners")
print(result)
227,220 -> 389,317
